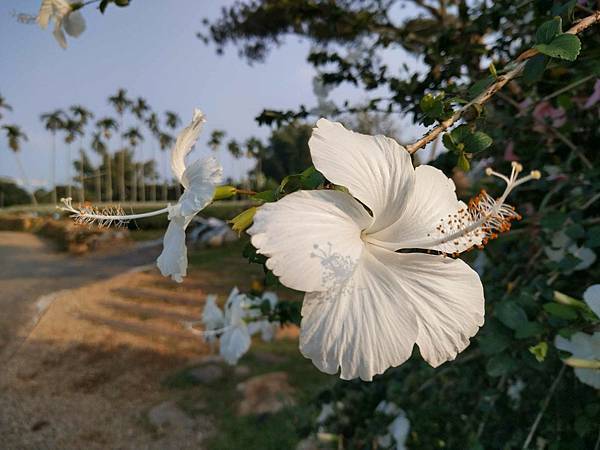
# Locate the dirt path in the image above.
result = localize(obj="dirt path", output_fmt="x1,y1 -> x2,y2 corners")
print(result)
0,231 -> 160,363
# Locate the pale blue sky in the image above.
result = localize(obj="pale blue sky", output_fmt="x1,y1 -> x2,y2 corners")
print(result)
0,0 -> 423,189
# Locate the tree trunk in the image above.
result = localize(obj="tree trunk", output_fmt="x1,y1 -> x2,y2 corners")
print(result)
79,144 -> 85,203
13,151 -> 37,205
139,140 -> 146,202
106,151 -> 113,202
66,143 -> 72,198
151,146 -> 157,202
51,133 -> 57,204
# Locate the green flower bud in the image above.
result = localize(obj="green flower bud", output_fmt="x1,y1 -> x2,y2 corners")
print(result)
213,185 -> 237,201
229,207 -> 257,235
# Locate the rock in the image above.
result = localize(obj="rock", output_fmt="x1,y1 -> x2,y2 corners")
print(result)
254,351 -> 287,364
236,371 -> 295,416
234,365 -> 251,377
296,437 -> 320,450
188,364 -> 224,384
147,401 -> 194,431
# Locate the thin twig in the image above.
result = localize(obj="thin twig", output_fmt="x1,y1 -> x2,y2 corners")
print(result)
406,10 -> 600,154
522,365 -> 566,449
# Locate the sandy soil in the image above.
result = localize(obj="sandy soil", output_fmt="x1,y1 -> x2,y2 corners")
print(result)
0,232 -> 219,449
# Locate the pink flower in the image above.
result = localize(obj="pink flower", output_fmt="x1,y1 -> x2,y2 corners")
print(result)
584,79 -> 600,109
503,140 -> 518,161
533,101 -> 566,133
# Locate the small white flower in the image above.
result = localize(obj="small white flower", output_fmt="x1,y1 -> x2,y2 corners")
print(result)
377,409 -> 410,450
316,403 -> 334,425
376,400 -> 400,416
219,288 -> 251,365
37,0 -> 86,49
201,294 -> 224,342
156,109 -> 223,282
583,284 -> 600,319
554,284 -> 600,389
246,291 -> 279,342
507,378 -> 526,405
248,119 -> 539,380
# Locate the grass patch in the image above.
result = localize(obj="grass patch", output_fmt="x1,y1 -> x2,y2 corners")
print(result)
164,339 -> 332,450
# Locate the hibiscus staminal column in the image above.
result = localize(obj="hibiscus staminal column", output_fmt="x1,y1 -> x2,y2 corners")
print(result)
422,162 -> 542,253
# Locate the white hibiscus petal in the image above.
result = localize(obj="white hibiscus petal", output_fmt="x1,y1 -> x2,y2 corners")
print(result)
248,189 -> 372,292
170,109 -> 206,184
369,247 -> 485,367
368,165 -> 483,253
583,284 -> 600,318
220,325 -> 251,365
37,0 -> 54,28
156,215 -> 188,283
202,294 -> 224,331
63,10 -> 85,37
52,19 -> 67,49
299,250 -> 418,381
309,118 -> 415,232
178,155 -> 222,217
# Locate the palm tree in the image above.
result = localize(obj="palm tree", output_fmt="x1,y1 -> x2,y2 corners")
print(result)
164,111 -> 181,197
108,89 -> 132,202
70,105 -> 94,202
62,117 -> 81,199
122,127 -> 143,202
2,124 -> 37,205
40,109 -> 65,204
0,94 -> 13,121
132,98 -> 149,202
90,131 -> 107,202
96,117 -> 118,201
145,111 -> 160,202
158,131 -> 174,201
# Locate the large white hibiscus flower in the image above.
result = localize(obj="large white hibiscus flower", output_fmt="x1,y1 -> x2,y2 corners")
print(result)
37,0 -> 86,49
248,118 -> 538,381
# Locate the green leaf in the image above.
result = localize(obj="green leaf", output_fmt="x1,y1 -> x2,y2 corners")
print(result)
252,190 -> 278,202
486,354 -> 517,377
534,34 -> 581,62
515,321 -> 544,339
585,226 -> 600,248
523,55 -> 548,85
463,131 -> 493,153
468,77 -> 494,99
442,133 -> 458,152
99,0 -> 110,13
300,166 -> 324,189
457,152 -> 470,171
536,17 -> 562,45
543,302 -> 578,320
479,332 -> 512,355
495,301 -> 528,330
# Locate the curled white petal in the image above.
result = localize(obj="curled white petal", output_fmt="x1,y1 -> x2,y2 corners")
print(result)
309,118 -> 415,232
156,215 -> 187,283
170,109 -> 206,184
583,284 -> 600,318
202,294 -> 224,331
555,332 -> 600,389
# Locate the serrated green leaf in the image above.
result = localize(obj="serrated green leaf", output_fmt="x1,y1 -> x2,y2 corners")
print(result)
543,302 -> 578,320
535,34 -> 581,62
536,17 -> 562,45
442,133 -> 457,152
523,54 -> 548,85
463,131 -> 493,153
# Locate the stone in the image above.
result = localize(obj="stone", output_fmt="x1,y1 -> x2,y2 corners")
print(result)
147,401 -> 194,431
234,365 -> 251,377
236,371 -> 295,416
188,364 -> 224,384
